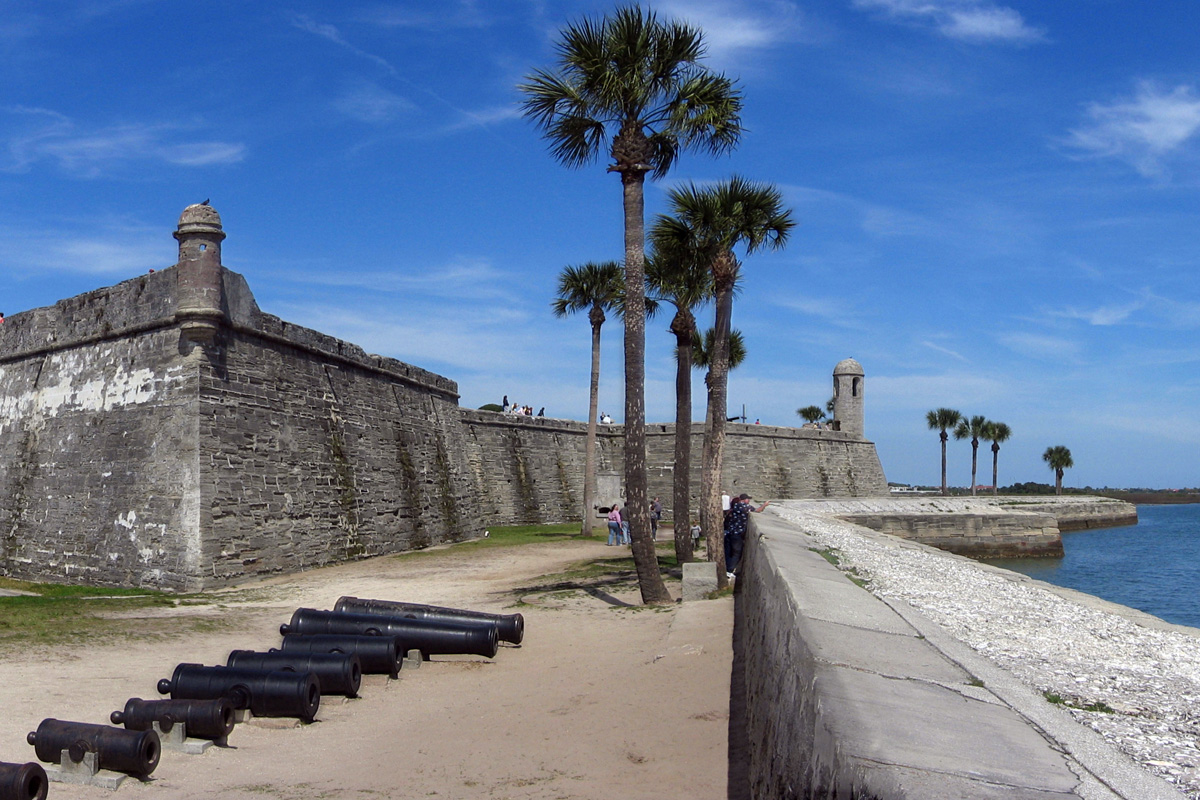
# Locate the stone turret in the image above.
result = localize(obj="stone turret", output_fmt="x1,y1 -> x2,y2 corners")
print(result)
174,202 -> 226,346
832,357 -> 864,437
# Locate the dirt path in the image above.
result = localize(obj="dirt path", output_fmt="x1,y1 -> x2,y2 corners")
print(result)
0,539 -> 733,799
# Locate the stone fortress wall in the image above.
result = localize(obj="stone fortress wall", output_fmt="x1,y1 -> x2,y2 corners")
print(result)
0,204 -> 888,591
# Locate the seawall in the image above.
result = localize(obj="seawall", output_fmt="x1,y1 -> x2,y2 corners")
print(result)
737,505 -> 1181,799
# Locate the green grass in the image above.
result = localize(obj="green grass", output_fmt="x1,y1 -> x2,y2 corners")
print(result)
391,523 -> 581,560
1042,690 -> 1113,713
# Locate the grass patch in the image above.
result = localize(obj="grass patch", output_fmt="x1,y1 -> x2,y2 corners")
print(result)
392,523 -> 581,561
810,547 -> 841,567
1042,690 -> 1113,713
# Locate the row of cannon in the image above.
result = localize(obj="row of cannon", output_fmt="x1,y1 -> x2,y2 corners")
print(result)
1,596 -> 524,799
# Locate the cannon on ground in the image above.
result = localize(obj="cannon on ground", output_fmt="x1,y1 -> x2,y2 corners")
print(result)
110,697 -> 236,741
277,633 -> 403,678
225,650 -> 361,697
157,663 -> 320,722
279,608 -> 498,659
0,761 -> 47,800
27,719 -> 160,778
334,596 -> 525,644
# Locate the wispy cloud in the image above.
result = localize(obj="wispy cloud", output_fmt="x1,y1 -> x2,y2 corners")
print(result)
1064,81 -> 1200,178
657,0 -> 812,60
852,0 -> 1046,44
354,2 -> 492,31
998,331 -> 1082,362
1,107 -> 244,176
333,81 -> 415,123
0,224 -> 170,276
1055,301 -> 1144,327
922,340 -> 969,361
291,14 -> 398,76
282,257 -> 523,304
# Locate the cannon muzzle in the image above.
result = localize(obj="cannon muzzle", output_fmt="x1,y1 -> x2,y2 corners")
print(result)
225,650 -> 361,697
335,596 -> 524,644
0,761 -> 47,800
157,663 -> 320,722
110,697 -> 237,740
281,608 -> 498,659
27,719 -> 160,777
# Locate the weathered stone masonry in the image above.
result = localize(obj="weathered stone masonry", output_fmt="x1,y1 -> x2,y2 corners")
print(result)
0,204 -> 888,590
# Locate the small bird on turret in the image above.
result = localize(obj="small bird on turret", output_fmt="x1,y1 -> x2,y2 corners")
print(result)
200,198 -> 210,206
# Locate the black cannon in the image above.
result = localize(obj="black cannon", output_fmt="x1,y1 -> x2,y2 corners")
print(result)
225,650 -> 361,697
280,607 -> 498,659
27,719 -> 160,778
110,696 -> 236,741
0,761 -> 47,800
277,633 -> 403,678
335,596 -> 525,644
157,663 -> 320,723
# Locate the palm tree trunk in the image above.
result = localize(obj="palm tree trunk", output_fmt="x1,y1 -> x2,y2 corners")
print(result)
621,169 -> 670,604
1055,469 -> 1063,495
672,317 -> 695,563
581,317 -> 602,536
701,268 -> 735,589
991,445 -> 1000,496
970,442 -> 978,496
940,431 -> 949,495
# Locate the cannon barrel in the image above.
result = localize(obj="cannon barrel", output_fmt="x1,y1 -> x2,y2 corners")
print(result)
277,633 -> 403,678
26,719 -> 160,777
110,697 -> 236,740
157,663 -> 321,722
335,596 -> 524,644
280,608 -> 498,659
225,650 -> 361,697
0,761 -> 47,800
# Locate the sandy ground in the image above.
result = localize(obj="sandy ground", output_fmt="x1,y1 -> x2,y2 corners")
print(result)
0,537 -> 733,799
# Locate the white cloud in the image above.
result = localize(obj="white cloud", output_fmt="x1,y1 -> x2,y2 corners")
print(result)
853,0 -> 1045,44
998,332 -> 1082,362
1065,82 -> 1200,177
922,340 -> 968,361
0,226 -> 171,276
656,0 -> 811,60
1055,301 -> 1143,327
1,108 -> 244,176
291,14 -> 398,76
333,82 -> 415,123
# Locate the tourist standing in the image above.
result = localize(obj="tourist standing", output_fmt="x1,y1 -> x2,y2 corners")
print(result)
607,503 -> 622,546
724,493 -> 769,579
650,496 -> 662,540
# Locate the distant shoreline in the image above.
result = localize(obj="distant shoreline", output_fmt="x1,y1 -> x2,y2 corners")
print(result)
1098,492 -> 1200,505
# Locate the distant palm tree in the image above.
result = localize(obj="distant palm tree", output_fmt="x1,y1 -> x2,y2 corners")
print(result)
797,405 -> 825,424
552,262 -> 625,537
520,6 -> 742,606
646,248 -> 711,564
1043,445 -> 1074,495
954,415 -> 989,496
926,408 -> 963,496
981,421 -> 1011,495
693,327 -> 747,371
653,178 -> 793,586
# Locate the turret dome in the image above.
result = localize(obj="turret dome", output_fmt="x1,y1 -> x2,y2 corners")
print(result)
833,357 -> 863,376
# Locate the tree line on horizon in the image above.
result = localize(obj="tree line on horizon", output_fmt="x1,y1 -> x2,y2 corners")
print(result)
522,5 -> 794,603
925,407 -> 1074,496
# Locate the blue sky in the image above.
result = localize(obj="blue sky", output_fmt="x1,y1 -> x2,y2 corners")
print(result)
3,1 -> 1200,490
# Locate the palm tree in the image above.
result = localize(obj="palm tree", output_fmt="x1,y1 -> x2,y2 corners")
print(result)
693,326 -> 747,371
552,261 -> 624,537
653,177 -> 793,586
520,6 -> 742,605
953,415 -> 988,496
646,249 -> 712,565
926,408 -> 962,496
981,420 -> 1011,495
797,405 -> 825,424
1043,445 -> 1074,495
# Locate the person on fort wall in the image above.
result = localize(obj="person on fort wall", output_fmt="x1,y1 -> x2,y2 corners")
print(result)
607,503 -> 623,547
724,493 -> 769,579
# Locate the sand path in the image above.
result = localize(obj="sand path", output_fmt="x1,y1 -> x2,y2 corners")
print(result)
0,538 -> 733,799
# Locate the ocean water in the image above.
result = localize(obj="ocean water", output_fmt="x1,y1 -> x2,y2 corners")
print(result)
987,503 -> 1200,630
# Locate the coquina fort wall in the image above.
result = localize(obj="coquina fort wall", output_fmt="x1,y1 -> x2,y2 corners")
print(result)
0,205 -> 887,591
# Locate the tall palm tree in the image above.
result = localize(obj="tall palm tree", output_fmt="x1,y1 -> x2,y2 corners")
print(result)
797,405 -> 825,424
1043,445 -> 1074,495
520,6 -> 742,605
926,408 -> 962,496
693,326 -> 747,371
654,177 -> 793,586
981,420 -> 1011,495
953,415 -> 988,496
552,261 -> 624,537
646,249 -> 711,564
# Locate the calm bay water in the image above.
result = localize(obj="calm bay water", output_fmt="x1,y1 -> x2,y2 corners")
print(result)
987,503 -> 1200,629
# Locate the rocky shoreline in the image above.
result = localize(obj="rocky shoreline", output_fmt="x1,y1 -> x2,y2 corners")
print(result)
773,503 -> 1200,799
